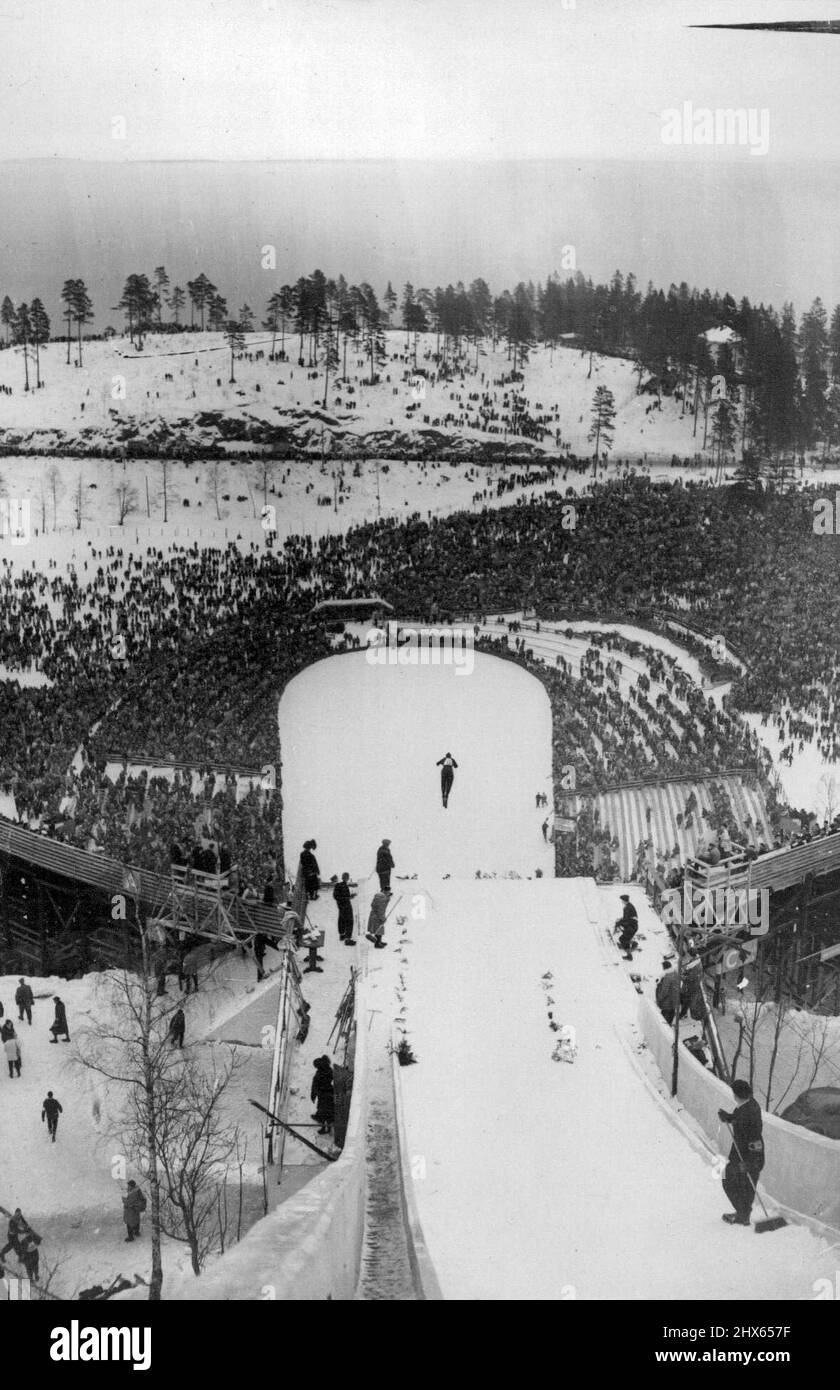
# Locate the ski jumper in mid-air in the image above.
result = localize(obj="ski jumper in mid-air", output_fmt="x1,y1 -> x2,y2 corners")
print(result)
436,753 -> 458,808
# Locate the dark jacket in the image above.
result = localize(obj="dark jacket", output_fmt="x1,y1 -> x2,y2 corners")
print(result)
123,1187 -> 147,1229
620,901 -> 638,928
311,1060 -> 335,1121
300,848 -> 320,879
376,845 -> 394,874
333,881 -> 354,922
42,1096 -> 63,1122
15,984 -> 33,1009
721,1097 -> 764,1170
655,971 -> 681,1013
53,1000 -> 68,1031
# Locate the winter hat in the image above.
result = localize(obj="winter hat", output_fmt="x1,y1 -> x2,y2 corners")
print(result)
620,894 -> 630,902
382,838 -> 391,845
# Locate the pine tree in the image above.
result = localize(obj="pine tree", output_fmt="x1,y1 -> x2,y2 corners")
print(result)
224,319 -> 245,383
153,267 -> 169,326
800,297 -> 829,447
588,385 -> 616,464
1,295 -> 14,346
168,285 -> 185,326
60,280 -> 77,364
71,280 -> 94,366
383,280 -> 397,328
238,303 -> 254,332
30,298 -> 50,389
12,302 -> 32,391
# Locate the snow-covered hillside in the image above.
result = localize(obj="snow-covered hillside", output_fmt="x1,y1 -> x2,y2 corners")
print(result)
0,330 -> 713,462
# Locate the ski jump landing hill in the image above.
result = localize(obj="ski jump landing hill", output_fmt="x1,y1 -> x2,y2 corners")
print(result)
171,649 -> 838,1301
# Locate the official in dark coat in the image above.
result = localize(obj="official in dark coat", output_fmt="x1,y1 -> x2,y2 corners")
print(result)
719,1079 -> 765,1225
333,872 -> 355,943
15,979 -> 33,1025
49,997 -> 70,1043
375,839 -> 394,892
310,1055 -> 335,1135
300,841 -> 321,900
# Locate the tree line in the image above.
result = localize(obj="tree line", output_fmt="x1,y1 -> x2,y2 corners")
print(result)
2,263 -> 839,458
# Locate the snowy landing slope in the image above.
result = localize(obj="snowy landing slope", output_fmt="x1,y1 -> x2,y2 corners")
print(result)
388,879 -> 834,1300
278,649 -> 555,882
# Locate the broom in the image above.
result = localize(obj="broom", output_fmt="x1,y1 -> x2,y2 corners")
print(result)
722,1122 -> 788,1233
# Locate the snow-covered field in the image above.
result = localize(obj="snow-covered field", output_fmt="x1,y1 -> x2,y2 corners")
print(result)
0,330 -> 718,462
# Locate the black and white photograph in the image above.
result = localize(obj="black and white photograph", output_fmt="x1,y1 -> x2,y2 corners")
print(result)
1,0 -> 840,1345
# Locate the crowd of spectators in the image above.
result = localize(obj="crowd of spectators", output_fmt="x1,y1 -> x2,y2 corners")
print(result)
3,474 -> 840,885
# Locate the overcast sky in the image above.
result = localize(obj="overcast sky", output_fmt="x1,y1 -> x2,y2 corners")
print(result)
1,0 -> 838,323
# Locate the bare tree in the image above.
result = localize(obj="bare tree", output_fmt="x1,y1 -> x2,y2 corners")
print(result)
153,1054 -> 247,1275
206,460 -> 224,521
72,472 -> 86,530
47,465 -> 62,532
114,481 -> 139,526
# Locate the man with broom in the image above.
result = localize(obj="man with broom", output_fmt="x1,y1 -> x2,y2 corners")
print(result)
718,1079 -> 770,1228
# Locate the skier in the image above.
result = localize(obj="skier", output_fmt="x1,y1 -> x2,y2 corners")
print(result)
300,840 -> 321,900
333,872 -> 355,943
168,1008 -> 185,1048
122,1181 -> 147,1243
436,753 -> 458,808
15,978 -> 33,1025
310,1055 -> 335,1135
366,888 -> 392,948
42,1091 -> 63,1142
718,1079 -> 765,1226
375,839 -> 394,891
615,894 -> 638,959
4,1032 -> 21,1078
49,996 -> 70,1043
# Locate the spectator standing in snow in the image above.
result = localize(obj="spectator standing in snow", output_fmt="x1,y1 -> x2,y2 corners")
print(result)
0,1209 -> 34,1261
541,818 -> 549,842
253,931 -> 278,982
332,872 -> 355,943
367,888 -> 392,948
18,1233 -> 40,1282
375,838 -> 394,891
168,1008 -> 185,1048
42,1092 -> 63,1142
15,979 -> 33,1026
49,996 -> 70,1043
719,1079 -> 765,1226
615,894 -> 638,959
300,840 -> 321,900
4,1032 -> 21,1078
310,1055 -> 335,1135
122,1181 -> 147,1242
